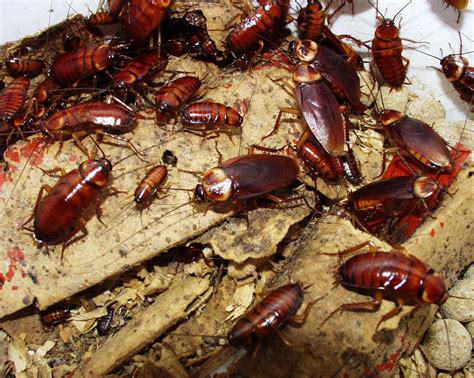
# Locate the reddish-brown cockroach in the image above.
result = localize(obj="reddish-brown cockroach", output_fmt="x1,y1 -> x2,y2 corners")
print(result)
134,164 -> 168,208
50,43 -> 115,85
440,54 -> 473,106
379,109 -> 453,173
42,101 -> 139,139
111,51 -> 167,90
194,154 -> 299,203
30,157 -> 113,255
34,78 -> 62,104
41,308 -> 72,327
155,76 -> 202,122
180,102 -> 243,135
0,77 -> 30,132
87,10 -> 115,26
97,305 -> 115,336
297,0 -> 326,41
188,32 -> 220,62
293,39 -> 365,113
5,58 -> 45,78
121,0 -> 171,43
228,283 -> 310,349
225,0 -> 290,67
370,2 -> 412,88
108,0 -> 126,19
322,242 -> 448,329
443,0 -> 469,22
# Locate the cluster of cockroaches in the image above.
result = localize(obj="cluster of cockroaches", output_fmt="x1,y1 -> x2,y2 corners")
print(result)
1,0 -> 472,372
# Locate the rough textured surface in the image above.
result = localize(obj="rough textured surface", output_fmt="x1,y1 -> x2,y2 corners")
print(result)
420,319 -> 472,371
442,267 -> 474,322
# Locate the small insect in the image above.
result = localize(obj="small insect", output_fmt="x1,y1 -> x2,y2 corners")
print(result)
340,149 -> 363,186
228,283 -> 308,349
97,305 -> 115,336
322,242 -> 448,329
297,0 -> 326,41
155,76 -> 202,122
443,0 -> 469,22
5,58 -> 45,78
162,149 -> 177,166
41,308 -> 72,327
0,77 -> 30,133
440,54 -> 473,107
134,164 -> 168,208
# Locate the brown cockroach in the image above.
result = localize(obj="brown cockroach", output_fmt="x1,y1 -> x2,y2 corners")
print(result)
41,308 -> 72,327
155,76 -> 202,122
108,0 -> 126,19
228,283 -> 308,349
111,51 -> 168,90
34,78 -> 62,104
293,39 -> 366,113
97,305 -> 115,336
322,242 -> 448,329
370,2 -> 412,88
50,43 -> 115,85
225,0 -> 290,68
440,54 -> 473,106
5,58 -> 45,78
0,77 -> 30,132
194,153 -> 299,204
180,102 -> 243,135
443,0 -> 469,22
134,164 -> 168,208
297,0 -> 326,41
28,157 -> 113,256
87,10 -> 116,26
379,109 -> 453,173
121,0 -> 171,43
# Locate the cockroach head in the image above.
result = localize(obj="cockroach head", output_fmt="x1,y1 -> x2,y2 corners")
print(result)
194,184 -> 206,203
375,18 -> 399,40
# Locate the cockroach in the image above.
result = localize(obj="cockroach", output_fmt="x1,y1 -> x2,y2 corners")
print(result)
42,101 -> 138,140
41,308 -> 72,327
180,102 -> 243,135
370,3 -> 411,88
443,0 -> 469,22
63,35 -> 84,51
97,305 -> 115,336
50,43 -> 115,85
34,78 -> 62,104
87,11 -> 115,26
340,149 -> 362,185
5,58 -> 44,78
188,32 -> 220,61
108,0 -> 126,19
322,242 -> 448,329
111,51 -> 167,90
121,0 -> 171,43
162,149 -> 177,166
225,0 -> 290,67
440,54 -> 473,106
0,77 -> 30,132
155,76 -> 202,122
134,164 -> 168,208
293,39 -> 365,113
379,110 -> 453,173
31,157 -> 112,255
228,283 -> 307,349
194,154 -> 299,204
297,0 -> 326,41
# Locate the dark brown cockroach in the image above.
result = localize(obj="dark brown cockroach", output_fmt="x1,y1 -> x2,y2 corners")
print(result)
41,308 -> 72,327
379,109 -> 453,173
42,101 -> 138,140
97,305 -> 115,336
0,77 -> 30,132
111,51 -> 167,90
188,32 -> 220,62
162,149 -> 177,166
440,54 -> 473,106
34,78 -> 62,104
228,283 -> 307,349
194,154 -> 299,204
340,149 -> 363,185
87,10 -> 116,26
155,76 -> 202,122
50,43 -> 115,85
322,242 -> 448,329
5,58 -> 44,78
108,0 -> 126,19
180,102 -> 243,135
292,60 -> 347,157
443,0 -> 469,22
297,0 -> 326,41
370,1 -> 412,89
293,39 -> 365,114
121,0 -> 171,43
31,158 -> 112,255
225,0 -> 290,68
134,164 -> 168,208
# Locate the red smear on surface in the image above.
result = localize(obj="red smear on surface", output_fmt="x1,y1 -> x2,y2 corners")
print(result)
440,222 -> 444,228
0,247 -> 27,290
4,149 -> 20,163
0,273 -> 5,289
430,229 -> 436,237
11,286 -> 18,291
19,137 -> 49,166
235,97 -> 251,115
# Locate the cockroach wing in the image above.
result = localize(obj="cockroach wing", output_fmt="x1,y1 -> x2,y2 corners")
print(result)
349,176 -> 421,203
220,155 -> 299,200
296,82 -> 346,156
388,116 -> 452,169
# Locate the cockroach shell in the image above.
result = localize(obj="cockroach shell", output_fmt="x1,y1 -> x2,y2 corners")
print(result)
379,110 -> 453,171
440,55 -> 468,82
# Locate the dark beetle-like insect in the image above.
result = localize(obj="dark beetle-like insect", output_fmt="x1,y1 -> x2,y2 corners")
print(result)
134,164 -> 168,208
440,54 -> 473,106
194,154 -> 299,203
181,102 -> 243,134
162,149 -> 177,166
228,283 -> 306,348
5,58 -> 44,78
322,242 -> 448,329
41,308 -> 72,327
97,305 -> 115,336
0,77 -> 30,132
155,76 -> 202,122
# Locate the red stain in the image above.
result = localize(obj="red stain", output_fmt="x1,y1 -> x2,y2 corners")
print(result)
0,273 -> 5,289
440,222 -> 444,228
4,149 -> 20,163
11,286 -> 18,291
0,247 -> 27,289
19,137 -> 49,166
430,228 -> 436,237
235,97 -> 251,115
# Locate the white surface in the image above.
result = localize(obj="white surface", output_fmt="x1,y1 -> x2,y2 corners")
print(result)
0,0 -> 473,120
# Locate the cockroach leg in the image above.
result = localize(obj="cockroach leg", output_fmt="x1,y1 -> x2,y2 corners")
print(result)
263,107 -> 301,140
